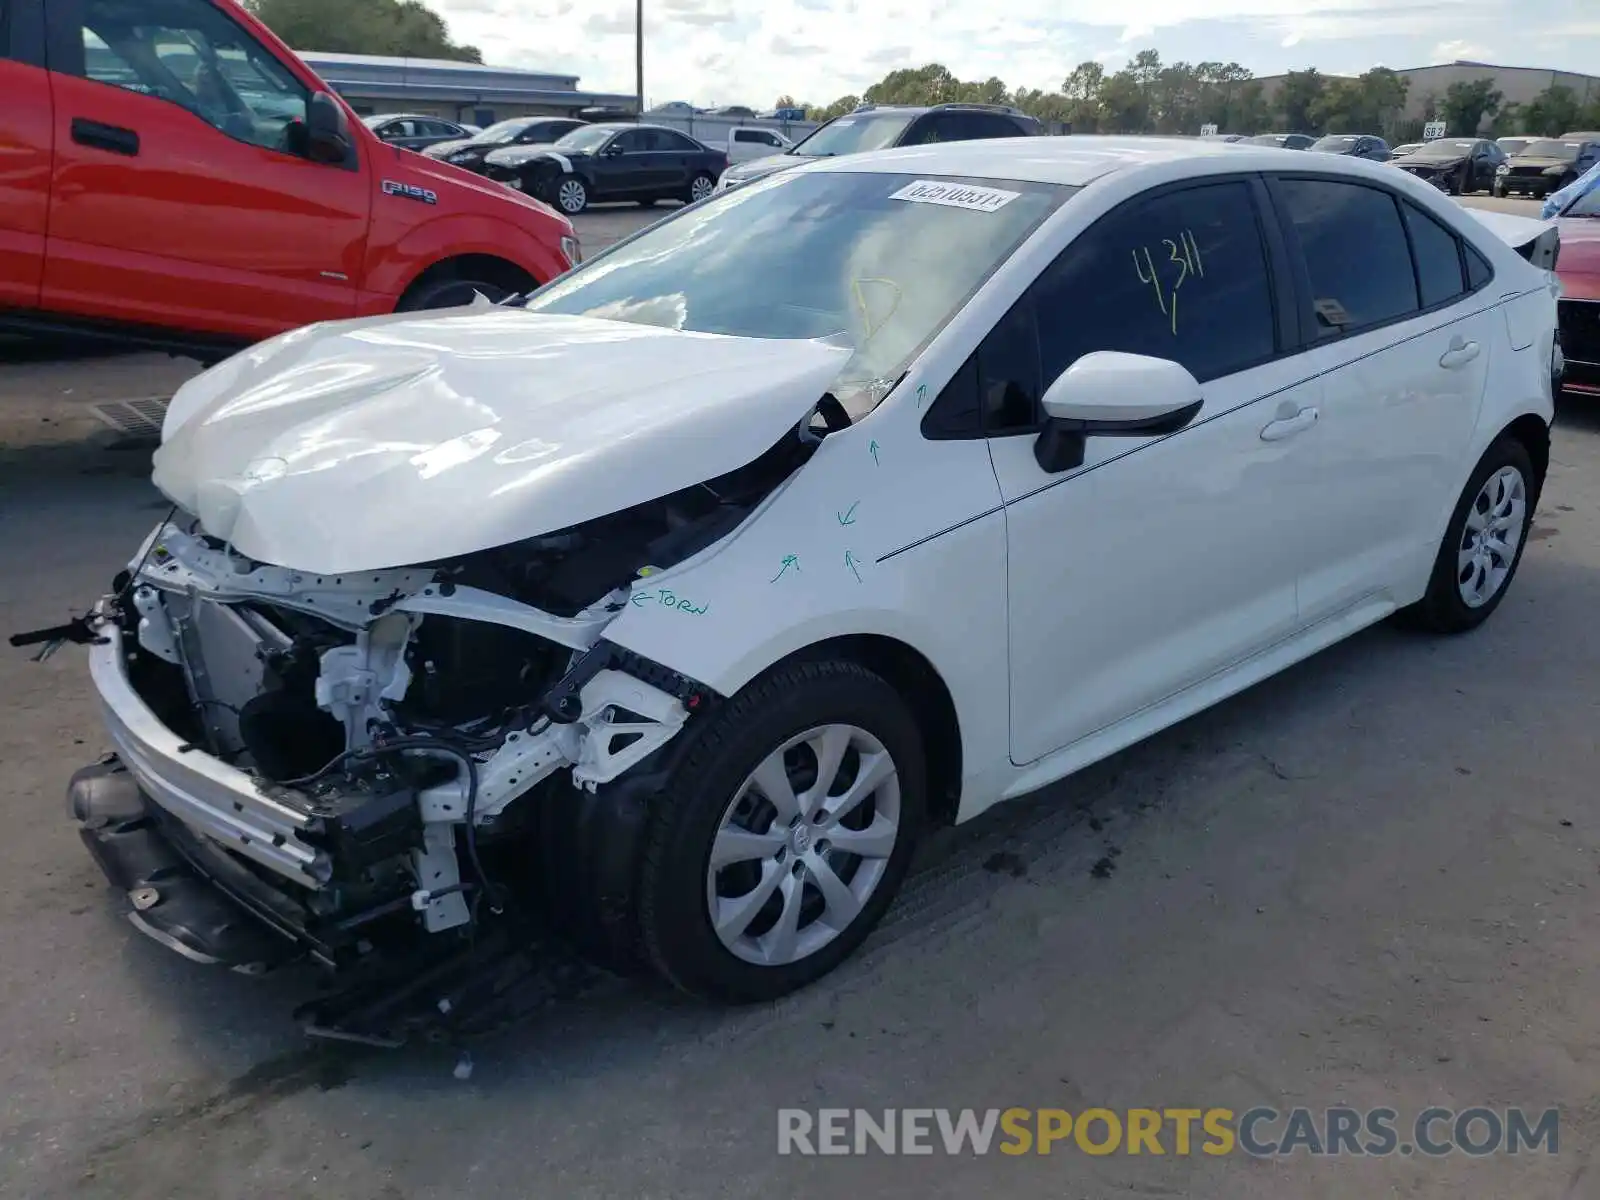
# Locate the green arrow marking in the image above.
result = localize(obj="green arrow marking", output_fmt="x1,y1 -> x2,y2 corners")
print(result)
837,501 -> 859,526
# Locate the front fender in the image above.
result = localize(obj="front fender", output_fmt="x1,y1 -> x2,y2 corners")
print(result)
361,211 -> 568,308
601,424 -> 1012,801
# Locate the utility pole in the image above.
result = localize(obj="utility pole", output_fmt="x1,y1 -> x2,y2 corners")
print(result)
635,0 -> 644,114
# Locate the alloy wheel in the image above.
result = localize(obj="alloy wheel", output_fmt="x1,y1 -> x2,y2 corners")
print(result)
557,178 -> 587,214
690,175 -> 715,202
705,724 -> 901,967
1457,465 -> 1527,608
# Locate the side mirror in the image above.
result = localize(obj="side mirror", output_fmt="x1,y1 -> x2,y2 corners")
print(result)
1033,351 -> 1203,474
303,91 -> 354,167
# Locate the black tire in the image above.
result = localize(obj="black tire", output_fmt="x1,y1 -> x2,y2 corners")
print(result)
396,277 -> 513,311
637,659 -> 926,1003
685,171 -> 717,204
553,173 -> 588,215
1398,435 -> 1538,634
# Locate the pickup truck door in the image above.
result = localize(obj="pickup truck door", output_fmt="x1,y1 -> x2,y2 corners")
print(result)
41,0 -> 371,342
0,2 -> 52,309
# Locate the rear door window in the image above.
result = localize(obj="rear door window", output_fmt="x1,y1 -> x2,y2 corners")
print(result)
1275,178 -> 1418,336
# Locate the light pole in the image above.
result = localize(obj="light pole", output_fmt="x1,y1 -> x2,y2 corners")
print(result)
635,0 -> 644,114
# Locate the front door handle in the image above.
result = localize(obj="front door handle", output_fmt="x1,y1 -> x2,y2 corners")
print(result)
1439,337 -> 1481,369
72,118 -> 140,157
1260,405 -> 1319,442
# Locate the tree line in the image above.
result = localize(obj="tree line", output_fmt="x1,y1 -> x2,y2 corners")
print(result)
780,56 -> 1600,140
244,0 -> 483,62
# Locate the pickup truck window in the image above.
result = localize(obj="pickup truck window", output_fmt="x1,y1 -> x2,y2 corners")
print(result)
79,0 -> 308,154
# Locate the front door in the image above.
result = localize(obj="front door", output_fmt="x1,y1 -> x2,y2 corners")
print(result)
0,16 -> 53,310
591,128 -> 655,199
989,178 -> 1313,764
42,0 -> 371,341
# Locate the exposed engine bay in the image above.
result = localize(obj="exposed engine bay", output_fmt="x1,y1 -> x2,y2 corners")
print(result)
64,423 -> 824,992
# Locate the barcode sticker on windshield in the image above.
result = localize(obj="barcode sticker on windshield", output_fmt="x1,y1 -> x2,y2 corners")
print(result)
889,180 -> 1021,213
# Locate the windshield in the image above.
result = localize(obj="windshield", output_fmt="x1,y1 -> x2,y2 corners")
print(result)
555,126 -> 616,151
1245,134 -> 1288,146
522,170 -> 1070,416
790,113 -> 918,158
470,119 -> 534,144
1524,139 -> 1582,160
1311,135 -> 1360,151
1420,140 -> 1478,156
1498,138 -> 1533,155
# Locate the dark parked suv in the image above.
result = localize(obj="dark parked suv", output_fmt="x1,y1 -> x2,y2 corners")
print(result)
715,102 -> 1041,192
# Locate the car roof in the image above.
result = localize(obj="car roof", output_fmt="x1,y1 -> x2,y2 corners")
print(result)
802,134 -> 1380,188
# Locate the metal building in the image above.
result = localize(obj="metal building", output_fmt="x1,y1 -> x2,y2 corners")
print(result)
297,52 -> 637,125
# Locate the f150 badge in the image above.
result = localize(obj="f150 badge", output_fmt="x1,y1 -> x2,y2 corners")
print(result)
382,180 -> 438,205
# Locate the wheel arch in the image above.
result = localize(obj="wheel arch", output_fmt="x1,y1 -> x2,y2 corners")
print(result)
769,633 -> 964,826
395,254 -> 540,309
1501,411 -> 1551,501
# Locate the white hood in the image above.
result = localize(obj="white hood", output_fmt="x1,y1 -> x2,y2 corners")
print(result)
153,307 -> 850,574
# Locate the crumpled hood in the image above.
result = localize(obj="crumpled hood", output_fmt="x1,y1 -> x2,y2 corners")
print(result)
1508,156 -> 1574,171
153,307 -> 850,574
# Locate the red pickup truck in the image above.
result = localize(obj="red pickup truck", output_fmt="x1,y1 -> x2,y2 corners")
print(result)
0,0 -> 578,360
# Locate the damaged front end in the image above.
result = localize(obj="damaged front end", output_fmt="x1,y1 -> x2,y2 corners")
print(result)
63,490 -> 741,983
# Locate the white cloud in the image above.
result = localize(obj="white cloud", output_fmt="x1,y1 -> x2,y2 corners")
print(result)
422,0 -> 1579,109
1431,39 -> 1492,62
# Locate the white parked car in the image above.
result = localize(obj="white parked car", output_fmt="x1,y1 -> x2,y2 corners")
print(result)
50,138 -> 1561,1010
726,126 -> 794,163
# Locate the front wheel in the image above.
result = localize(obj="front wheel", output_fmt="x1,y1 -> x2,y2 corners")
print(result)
1399,436 -> 1538,634
396,277 -> 513,311
554,173 -> 589,215
637,659 -> 926,1003
686,171 -> 717,204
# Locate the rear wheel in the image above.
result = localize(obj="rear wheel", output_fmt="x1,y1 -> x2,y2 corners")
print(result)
637,659 -> 925,1003
687,172 -> 717,204
1399,436 -> 1537,634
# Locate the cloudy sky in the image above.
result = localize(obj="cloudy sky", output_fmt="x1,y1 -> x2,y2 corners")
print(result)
431,0 -> 1596,106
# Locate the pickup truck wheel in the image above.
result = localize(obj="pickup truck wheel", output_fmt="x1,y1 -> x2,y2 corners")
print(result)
687,172 -> 716,203
396,278 -> 512,311
555,174 -> 589,214
637,659 -> 926,1003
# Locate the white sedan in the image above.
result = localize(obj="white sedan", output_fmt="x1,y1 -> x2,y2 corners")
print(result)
54,137 -> 1561,1010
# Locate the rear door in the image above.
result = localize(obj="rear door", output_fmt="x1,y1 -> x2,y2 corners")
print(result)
1266,175 -> 1493,624
653,128 -> 705,190
42,0 -> 371,340
0,0 -> 53,309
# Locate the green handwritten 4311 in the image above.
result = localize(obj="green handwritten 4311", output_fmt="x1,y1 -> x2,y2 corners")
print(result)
1133,229 -> 1204,336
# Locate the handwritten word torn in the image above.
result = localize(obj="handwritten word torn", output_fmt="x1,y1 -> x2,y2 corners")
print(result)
631,589 -> 709,616
889,180 -> 1020,214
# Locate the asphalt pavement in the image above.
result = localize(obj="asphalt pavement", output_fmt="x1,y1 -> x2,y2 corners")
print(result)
4,193 -> 1598,1199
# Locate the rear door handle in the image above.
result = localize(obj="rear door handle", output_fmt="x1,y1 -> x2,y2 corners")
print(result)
1439,338 -> 1480,369
72,118 -> 140,157
1260,405 -> 1319,442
